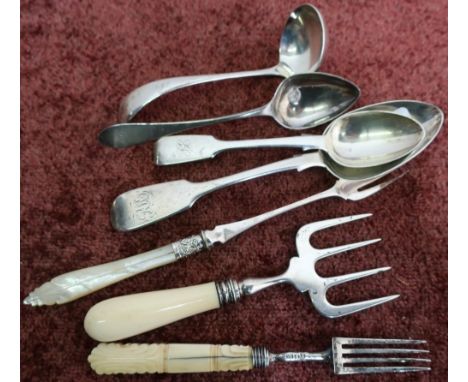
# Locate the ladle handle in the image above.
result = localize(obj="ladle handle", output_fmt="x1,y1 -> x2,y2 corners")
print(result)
120,66 -> 282,122
23,234 -> 208,306
155,134 -> 323,165
84,280 -> 242,342
88,343 -> 254,374
99,105 -> 267,148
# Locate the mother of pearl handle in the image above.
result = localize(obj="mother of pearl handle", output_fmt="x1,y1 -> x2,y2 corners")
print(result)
84,282 -> 224,342
24,234 -> 206,306
88,343 -> 253,374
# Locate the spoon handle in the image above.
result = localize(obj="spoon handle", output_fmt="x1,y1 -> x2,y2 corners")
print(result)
99,105 -> 268,148
110,152 -> 321,231
155,135 -> 324,165
120,66 -> 282,122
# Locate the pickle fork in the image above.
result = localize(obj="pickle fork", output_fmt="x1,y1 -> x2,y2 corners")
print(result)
84,214 -> 398,342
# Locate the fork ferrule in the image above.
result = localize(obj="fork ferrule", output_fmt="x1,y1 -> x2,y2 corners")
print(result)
215,279 -> 243,305
252,347 -> 271,368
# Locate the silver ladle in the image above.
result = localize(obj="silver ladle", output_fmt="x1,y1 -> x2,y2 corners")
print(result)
99,72 -> 359,148
120,4 -> 327,122
109,110 -> 423,231
155,110 -> 425,167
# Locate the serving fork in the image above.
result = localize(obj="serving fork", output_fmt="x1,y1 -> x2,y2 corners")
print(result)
88,338 -> 431,375
84,214 -> 398,342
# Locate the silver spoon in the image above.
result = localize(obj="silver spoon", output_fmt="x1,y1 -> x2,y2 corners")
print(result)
155,110 -> 425,167
120,4 -> 327,122
110,111 -> 422,231
328,100 -> 444,180
99,72 -> 359,148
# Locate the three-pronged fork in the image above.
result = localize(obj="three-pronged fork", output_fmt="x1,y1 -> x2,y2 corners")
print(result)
24,174 -> 401,307
88,338 -> 430,375
84,214 -> 397,342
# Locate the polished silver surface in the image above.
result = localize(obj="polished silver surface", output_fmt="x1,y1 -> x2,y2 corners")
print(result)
323,100 -> 444,180
99,72 -> 359,148
155,110 -> 424,167
253,337 -> 430,375
24,174 -> 398,306
111,142 -> 402,232
237,214 -> 398,318
203,173 -> 401,246
119,4 -> 327,122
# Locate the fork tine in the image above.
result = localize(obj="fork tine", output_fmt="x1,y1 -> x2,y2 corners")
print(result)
319,294 -> 399,318
349,173 -> 406,201
344,357 -> 431,364
340,366 -> 431,375
296,213 -> 372,246
341,348 -> 430,355
339,338 -> 427,345
316,238 -> 381,261
324,266 -> 391,288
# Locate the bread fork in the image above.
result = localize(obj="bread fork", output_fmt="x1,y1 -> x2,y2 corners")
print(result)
88,338 -> 430,375
84,214 -> 398,342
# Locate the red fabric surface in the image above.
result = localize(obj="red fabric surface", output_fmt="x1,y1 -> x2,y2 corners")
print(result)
21,1 -> 447,381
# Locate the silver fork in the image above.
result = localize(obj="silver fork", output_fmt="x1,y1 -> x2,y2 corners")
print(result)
88,338 -> 431,375
24,174 -> 401,307
83,214 -> 398,342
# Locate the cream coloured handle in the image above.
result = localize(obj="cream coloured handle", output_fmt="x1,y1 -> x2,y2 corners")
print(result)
89,343 -> 253,374
84,282 -> 221,342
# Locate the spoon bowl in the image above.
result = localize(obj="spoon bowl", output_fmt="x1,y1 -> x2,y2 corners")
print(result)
278,4 -> 327,74
323,100 -> 444,179
271,73 -> 360,129
323,111 -> 424,168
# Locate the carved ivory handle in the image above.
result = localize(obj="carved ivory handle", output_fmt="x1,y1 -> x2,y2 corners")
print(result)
84,281 -> 224,342
88,343 -> 253,374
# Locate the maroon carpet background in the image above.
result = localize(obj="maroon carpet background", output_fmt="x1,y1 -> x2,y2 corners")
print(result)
20,1 -> 447,381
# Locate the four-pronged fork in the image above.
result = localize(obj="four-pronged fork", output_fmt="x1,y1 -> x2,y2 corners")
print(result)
88,338 -> 431,375
24,174 -> 400,307
84,214 -> 397,342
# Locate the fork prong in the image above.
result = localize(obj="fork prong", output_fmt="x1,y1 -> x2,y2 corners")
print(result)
316,238 -> 381,261
344,357 -> 431,364
321,294 -> 399,318
341,348 -> 430,355
324,266 -> 391,288
339,338 -> 427,346
339,366 -> 431,375
349,173 -> 406,201
296,214 -> 372,245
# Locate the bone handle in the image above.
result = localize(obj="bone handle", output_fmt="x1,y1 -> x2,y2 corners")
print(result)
84,282 -> 222,342
23,234 -> 206,306
88,343 -> 254,374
